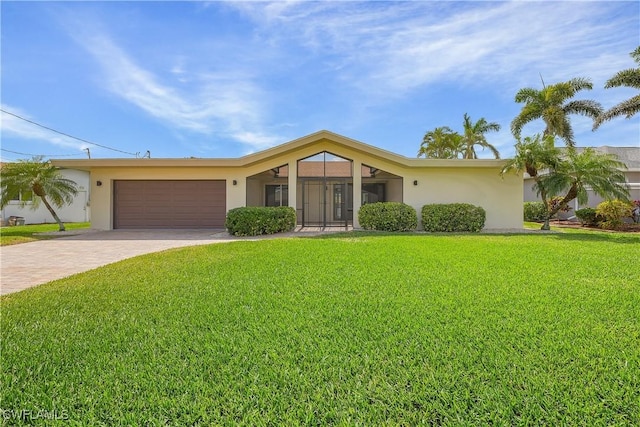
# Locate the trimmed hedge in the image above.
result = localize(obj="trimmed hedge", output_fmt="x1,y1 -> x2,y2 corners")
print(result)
225,206 -> 296,236
523,201 -> 547,222
422,203 -> 486,232
358,202 -> 418,232
575,207 -> 603,227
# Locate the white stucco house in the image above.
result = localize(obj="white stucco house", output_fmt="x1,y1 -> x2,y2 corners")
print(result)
52,131 -> 523,231
523,146 -> 640,214
1,168 -> 90,225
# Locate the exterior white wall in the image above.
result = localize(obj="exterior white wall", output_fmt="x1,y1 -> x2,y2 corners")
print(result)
404,168 -> 523,230
1,169 -> 90,224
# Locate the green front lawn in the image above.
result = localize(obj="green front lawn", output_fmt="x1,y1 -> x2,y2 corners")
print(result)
2,232 -> 639,424
0,222 -> 91,246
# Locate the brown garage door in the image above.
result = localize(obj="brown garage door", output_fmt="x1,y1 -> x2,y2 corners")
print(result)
114,180 -> 226,229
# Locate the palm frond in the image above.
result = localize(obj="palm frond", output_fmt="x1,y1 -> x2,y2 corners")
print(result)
604,68 -> 640,89
593,94 -> 640,129
563,99 -> 603,118
511,105 -> 542,139
567,77 -> 594,92
514,88 -> 540,104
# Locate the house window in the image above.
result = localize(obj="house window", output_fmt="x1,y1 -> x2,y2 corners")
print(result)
361,183 -> 385,205
265,185 -> 288,207
10,190 -> 33,202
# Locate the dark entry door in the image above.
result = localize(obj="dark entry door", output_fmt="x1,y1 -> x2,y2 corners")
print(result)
301,179 -> 352,227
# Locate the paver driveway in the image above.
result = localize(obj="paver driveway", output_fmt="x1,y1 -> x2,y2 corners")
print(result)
0,230 -> 241,295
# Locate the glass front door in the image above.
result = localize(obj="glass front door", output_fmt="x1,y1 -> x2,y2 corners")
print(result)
300,179 -> 352,227
333,183 -> 353,222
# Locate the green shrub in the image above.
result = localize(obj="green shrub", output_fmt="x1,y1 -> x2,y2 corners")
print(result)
225,206 -> 296,236
422,203 -> 486,232
358,202 -> 417,232
596,200 -> 632,230
523,202 -> 547,221
574,208 -> 603,227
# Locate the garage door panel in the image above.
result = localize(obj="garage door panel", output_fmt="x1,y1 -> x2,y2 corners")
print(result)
114,180 -> 226,229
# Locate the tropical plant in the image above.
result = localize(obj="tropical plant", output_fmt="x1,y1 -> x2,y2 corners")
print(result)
358,202 -> 417,232
575,207 -> 602,227
501,135 -> 629,230
511,78 -> 603,147
523,201 -> 547,222
460,113 -> 501,159
596,199 -> 633,230
421,203 -> 486,232
225,206 -> 296,236
548,196 -> 572,216
593,46 -> 640,129
501,134 -> 562,208
417,126 -> 463,159
633,200 -> 640,224
0,157 -> 79,231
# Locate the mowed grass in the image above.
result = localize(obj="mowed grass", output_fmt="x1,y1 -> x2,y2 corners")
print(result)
2,233 -> 639,425
0,222 -> 91,246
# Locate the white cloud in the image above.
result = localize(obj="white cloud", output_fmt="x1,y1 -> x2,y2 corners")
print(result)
0,105 -> 88,151
70,31 -> 283,151
230,1 -> 637,99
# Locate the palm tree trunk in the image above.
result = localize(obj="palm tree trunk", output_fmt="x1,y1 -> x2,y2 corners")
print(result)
40,196 -> 66,231
541,217 -> 551,230
539,184 -> 551,230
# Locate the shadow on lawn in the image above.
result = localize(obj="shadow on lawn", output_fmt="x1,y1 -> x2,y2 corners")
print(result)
303,230 -> 640,245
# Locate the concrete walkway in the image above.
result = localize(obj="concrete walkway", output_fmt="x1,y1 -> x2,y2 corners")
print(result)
0,230 -> 248,296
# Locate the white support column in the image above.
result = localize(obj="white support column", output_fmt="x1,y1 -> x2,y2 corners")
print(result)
352,160 -> 361,229
288,160 -> 298,222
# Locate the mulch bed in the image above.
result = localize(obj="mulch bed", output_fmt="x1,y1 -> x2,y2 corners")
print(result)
547,220 -> 640,233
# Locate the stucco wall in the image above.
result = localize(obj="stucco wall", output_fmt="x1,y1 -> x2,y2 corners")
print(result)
1,169 -> 90,224
64,137 -> 524,231
403,167 -> 523,229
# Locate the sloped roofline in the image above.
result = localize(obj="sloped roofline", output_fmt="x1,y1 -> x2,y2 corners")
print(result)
52,130 -> 508,170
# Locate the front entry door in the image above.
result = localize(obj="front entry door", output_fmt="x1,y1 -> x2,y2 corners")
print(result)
333,183 -> 353,223
301,179 -> 352,227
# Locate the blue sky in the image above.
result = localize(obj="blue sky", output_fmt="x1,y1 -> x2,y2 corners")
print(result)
1,1 -> 639,161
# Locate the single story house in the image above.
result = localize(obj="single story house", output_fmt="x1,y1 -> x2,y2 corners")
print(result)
1,168 -> 90,225
52,130 -> 523,230
524,146 -> 640,215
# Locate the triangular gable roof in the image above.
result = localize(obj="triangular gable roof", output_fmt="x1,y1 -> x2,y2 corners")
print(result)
52,130 -> 506,170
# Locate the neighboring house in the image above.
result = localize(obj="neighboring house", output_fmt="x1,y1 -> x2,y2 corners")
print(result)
1,168 -> 90,225
523,146 -> 640,216
52,130 -> 523,230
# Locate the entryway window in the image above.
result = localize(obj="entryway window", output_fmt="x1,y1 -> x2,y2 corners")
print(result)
266,184 -> 288,207
362,183 -> 385,205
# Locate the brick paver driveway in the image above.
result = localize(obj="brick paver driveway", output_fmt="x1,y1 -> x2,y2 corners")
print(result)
0,230 -> 240,295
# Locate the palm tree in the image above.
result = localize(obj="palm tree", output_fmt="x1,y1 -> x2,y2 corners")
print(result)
418,126 -> 463,159
541,147 -> 629,216
1,157 -> 79,231
511,78 -> 603,147
502,134 -> 629,230
460,113 -> 501,159
593,46 -> 640,129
